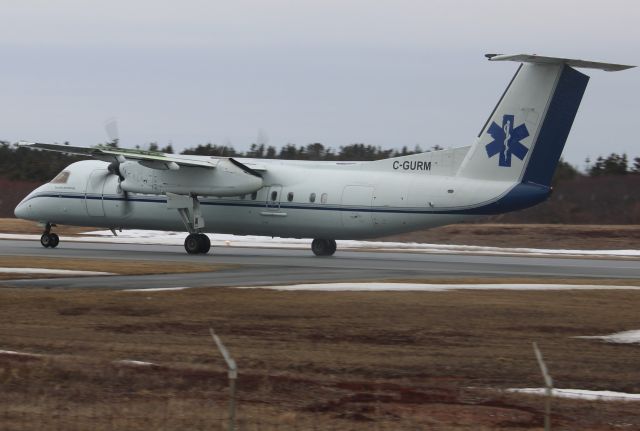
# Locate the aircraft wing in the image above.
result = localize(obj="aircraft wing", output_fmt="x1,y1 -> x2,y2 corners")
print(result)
18,141 -> 220,169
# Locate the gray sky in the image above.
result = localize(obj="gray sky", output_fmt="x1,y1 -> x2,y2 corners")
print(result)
1,0 -> 638,168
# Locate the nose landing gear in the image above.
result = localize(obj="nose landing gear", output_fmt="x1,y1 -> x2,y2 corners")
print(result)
40,223 -> 60,248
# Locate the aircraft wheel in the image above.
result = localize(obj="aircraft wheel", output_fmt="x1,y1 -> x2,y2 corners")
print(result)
49,233 -> 60,248
197,234 -> 211,254
184,234 -> 201,255
311,239 -> 336,256
40,233 -> 52,248
327,239 -> 337,255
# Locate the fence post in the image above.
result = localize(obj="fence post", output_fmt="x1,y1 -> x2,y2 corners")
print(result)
210,327 -> 238,431
532,342 -> 553,431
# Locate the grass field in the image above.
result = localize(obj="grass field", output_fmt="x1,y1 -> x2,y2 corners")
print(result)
0,256 -> 234,280
1,217 -> 639,429
1,285 -> 640,430
381,223 -> 640,250
0,218 -> 94,235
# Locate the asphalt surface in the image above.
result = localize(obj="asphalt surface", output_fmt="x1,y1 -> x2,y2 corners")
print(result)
1,239 -> 639,290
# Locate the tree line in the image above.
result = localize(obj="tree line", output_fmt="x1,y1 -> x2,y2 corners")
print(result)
1,139 -> 639,183
0,141 -> 428,182
155,141 -> 429,161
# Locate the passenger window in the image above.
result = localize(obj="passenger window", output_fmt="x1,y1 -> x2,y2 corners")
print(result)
287,192 -> 294,202
309,193 -> 316,203
51,171 -> 70,184
271,191 -> 278,201
321,193 -> 328,204
251,191 -> 257,200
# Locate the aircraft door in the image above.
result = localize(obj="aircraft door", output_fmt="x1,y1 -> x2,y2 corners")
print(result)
85,169 -> 107,217
265,185 -> 283,210
341,186 -> 373,229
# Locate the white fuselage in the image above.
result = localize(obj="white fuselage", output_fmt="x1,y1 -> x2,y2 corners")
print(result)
15,149 -> 527,239
15,56 -> 632,244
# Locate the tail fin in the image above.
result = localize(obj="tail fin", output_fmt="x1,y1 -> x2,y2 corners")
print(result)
457,54 -> 633,187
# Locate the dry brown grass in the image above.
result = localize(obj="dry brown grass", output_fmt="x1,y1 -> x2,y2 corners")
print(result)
1,286 -> 640,430
380,223 -> 640,250
0,218 -> 95,234
0,256 -> 235,279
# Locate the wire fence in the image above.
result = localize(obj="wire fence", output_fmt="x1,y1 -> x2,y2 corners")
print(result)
1,340 -> 634,430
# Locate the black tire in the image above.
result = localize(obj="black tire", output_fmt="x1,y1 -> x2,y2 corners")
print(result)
184,234 -> 201,255
311,238 -> 336,256
49,233 -> 60,248
327,239 -> 337,255
40,233 -> 52,248
198,234 -> 211,254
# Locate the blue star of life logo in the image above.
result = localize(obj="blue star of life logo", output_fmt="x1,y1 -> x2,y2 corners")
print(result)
485,114 -> 529,167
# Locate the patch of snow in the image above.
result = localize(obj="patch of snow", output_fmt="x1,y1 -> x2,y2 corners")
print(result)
235,283 -> 640,292
0,267 -> 113,275
508,388 -> 640,401
0,349 -> 42,357
114,359 -> 155,366
575,330 -> 640,344
2,231 -> 639,258
83,230 -> 640,257
123,286 -> 191,292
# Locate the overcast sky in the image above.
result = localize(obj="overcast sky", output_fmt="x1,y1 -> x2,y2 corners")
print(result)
1,0 -> 638,168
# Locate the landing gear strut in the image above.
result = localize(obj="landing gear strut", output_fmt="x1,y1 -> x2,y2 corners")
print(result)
40,223 -> 59,248
311,238 -> 336,256
166,193 -> 212,255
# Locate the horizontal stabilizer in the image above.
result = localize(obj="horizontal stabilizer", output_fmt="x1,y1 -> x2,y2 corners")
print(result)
486,53 -> 635,72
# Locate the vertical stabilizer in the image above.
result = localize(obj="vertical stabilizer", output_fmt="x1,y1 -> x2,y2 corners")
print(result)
457,60 -> 589,186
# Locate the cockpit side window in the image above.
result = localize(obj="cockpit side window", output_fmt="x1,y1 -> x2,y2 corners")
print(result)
50,171 -> 70,184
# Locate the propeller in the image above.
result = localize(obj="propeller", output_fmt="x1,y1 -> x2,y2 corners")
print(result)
102,118 -> 131,210
256,128 -> 269,147
104,117 -> 120,147
103,117 -> 124,179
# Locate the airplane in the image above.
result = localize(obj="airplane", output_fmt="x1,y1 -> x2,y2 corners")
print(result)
14,53 -> 634,256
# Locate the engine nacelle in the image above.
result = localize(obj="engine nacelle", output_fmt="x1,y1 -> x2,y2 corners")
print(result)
119,159 -> 263,197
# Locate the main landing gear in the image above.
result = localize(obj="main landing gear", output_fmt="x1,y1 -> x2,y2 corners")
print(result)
184,233 -> 211,255
311,238 -> 336,256
40,223 -> 59,248
166,193 -> 212,255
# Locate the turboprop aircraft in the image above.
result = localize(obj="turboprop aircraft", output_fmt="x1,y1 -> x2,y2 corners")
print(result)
14,54 -> 634,256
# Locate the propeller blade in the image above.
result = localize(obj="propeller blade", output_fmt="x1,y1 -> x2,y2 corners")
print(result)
104,117 -> 120,147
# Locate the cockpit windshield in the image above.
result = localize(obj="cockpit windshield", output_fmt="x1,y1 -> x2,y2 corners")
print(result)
50,171 -> 70,184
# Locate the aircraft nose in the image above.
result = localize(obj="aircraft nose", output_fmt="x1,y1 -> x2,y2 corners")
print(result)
14,198 -> 30,219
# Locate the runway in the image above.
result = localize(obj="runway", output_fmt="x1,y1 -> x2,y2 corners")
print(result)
1,239 -> 639,289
